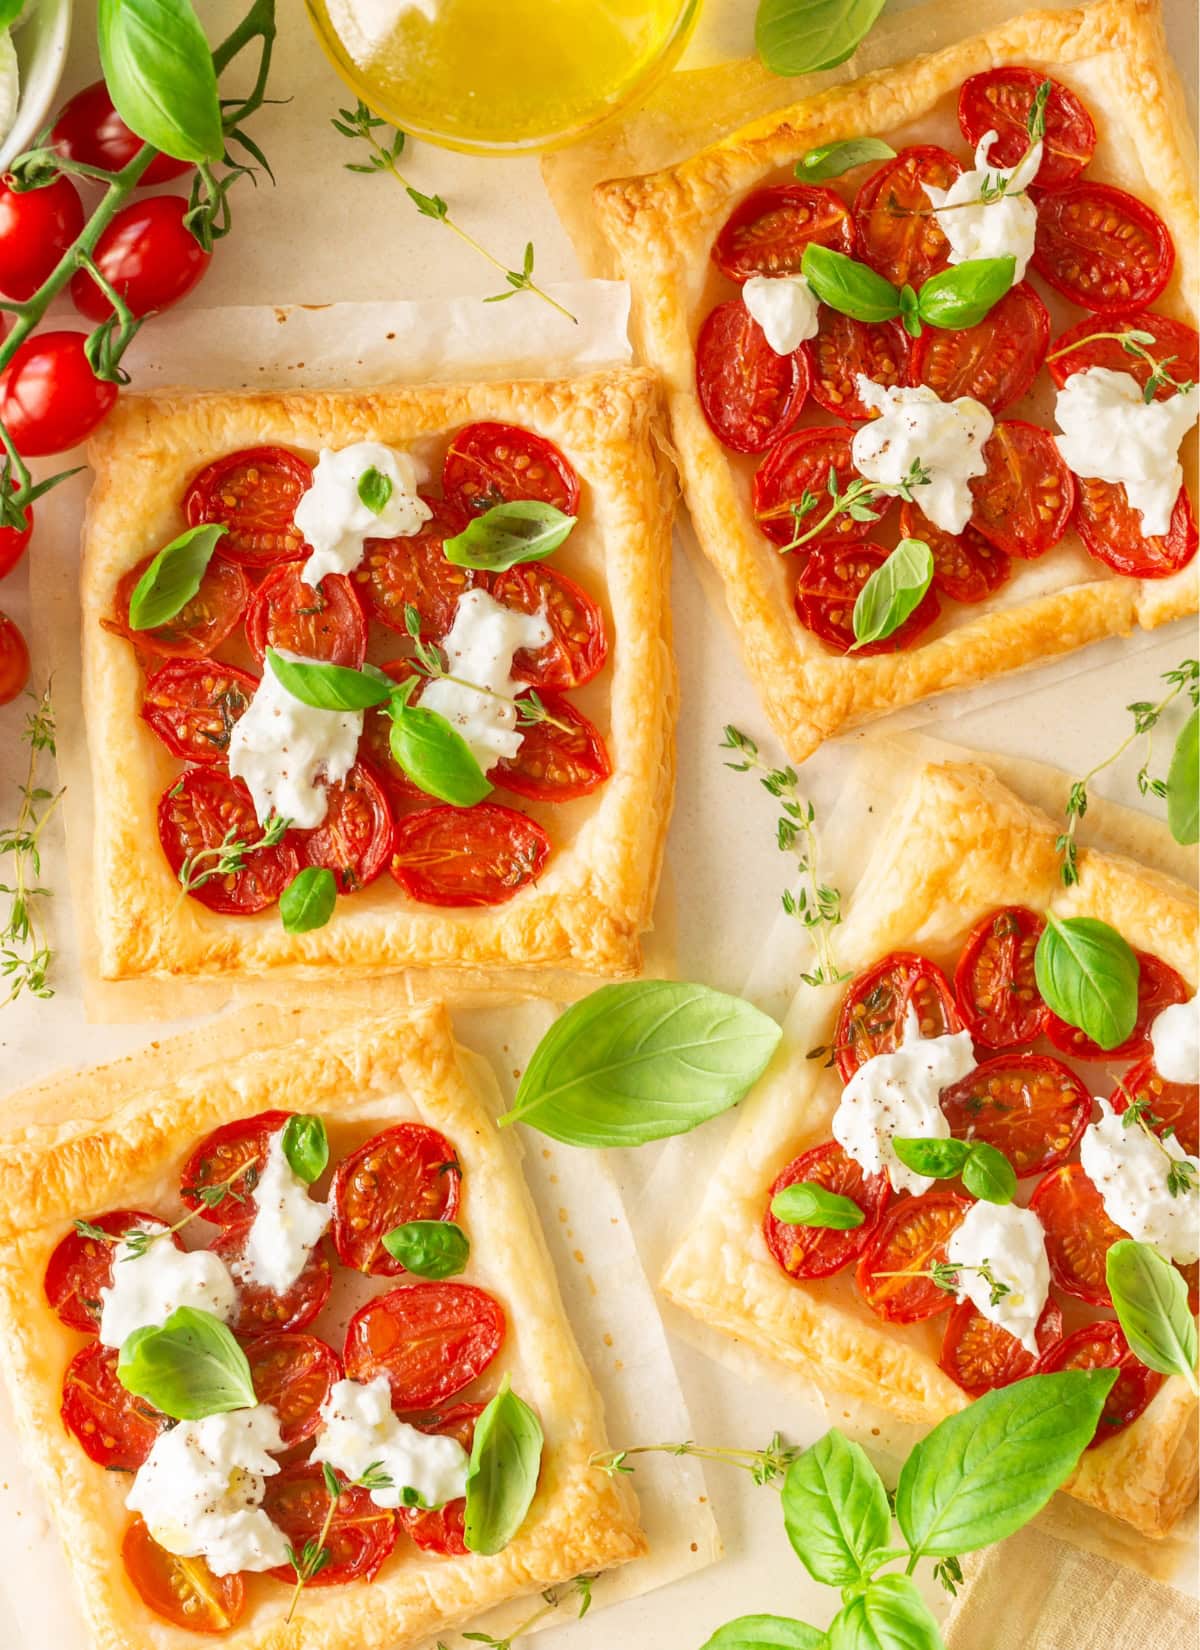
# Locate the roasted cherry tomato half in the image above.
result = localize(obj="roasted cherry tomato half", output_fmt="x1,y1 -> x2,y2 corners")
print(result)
214,1225 -> 333,1336
856,1191 -> 971,1324
184,446 -> 313,567
245,562 -> 367,669
70,196 -> 211,321
1029,1163 -> 1129,1306
1112,1056 -> 1199,1158
51,82 -> 194,185
953,905 -> 1047,1048
808,312 -> 909,423
0,610 -> 30,704
1032,184 -> 1174,314
399,1402 -> 485,1555
491,693 -> 611,802
112,552 -> 249,661
0,174 -> 85,300
330,1121 -> 462,1276
1045,949 -> 1188,1062
354,495 -> 479,640
0,330 -> 117,456
44,1207 -> 170,1332
941,1055 -> 1092,1178
343,1282 -> 506,1411
391,802 -> 551,908
899,503 -> 1011,606
1047,310 -> 1200,403
442,421 -> 579,516
695,300 -> 810,454
61,1341 -> 164,1470
763,1140 -> 891,1281
1034,1321 -> 1163,1446
490,563 -> 608,690
1073,476 -> 1198,580
294,761 -> 395,893
712,184 -> 853,281
241,1333 -> 343,1448
957,68 -> 1096,192
854,147 -> 962,289
179,1110 -> 294,1223
793,539 -> 941,655
753,425 -> 876,547
158,770 -> 299,916
141,659 -> 258,764
264,1462 -> 397,1586
939,1295 -> 1063,1397
909,282 -> 1049,414
835,952 -> 961,1082
122,1516 -> 245,1632
969,420 -> 1075,559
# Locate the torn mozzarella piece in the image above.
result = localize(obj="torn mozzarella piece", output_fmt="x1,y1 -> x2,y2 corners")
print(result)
1150,993 -> 1200,1086
923,130 -> 1042,281
419,588 -> 552,772
947,1200 -> 1049,1355
742,274 -> 820,355
1053,368 -> 1199,538
312,1376 -> 469,1510
295,441 -> 431,586
229,1127 -> 330,1296
98,1225 -> 236,1350
852,378 -> 993,534
1080,1096 -> 1200,1265
228,649 -> 361,829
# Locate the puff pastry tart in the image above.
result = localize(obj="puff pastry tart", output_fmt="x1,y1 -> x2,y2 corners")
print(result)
594,0 -> 1199,762
82,367 -> 675,985
0,1001 -> 643,1649
663,760 -> 1198,1539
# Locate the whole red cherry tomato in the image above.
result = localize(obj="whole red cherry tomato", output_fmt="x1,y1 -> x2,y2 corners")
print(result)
0,486 -> 32,580
70,197 -> 210,321
51,82 -> 193,186
0,331 -> 117,455
0,611 -> 30,704
0,175 -> 85,300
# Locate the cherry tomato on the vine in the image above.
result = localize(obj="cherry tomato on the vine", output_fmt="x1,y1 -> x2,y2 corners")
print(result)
51,82 -> 194,186
70,196 -> 210,322
0,490 -> 33,580
0,175 -> 85,300
0,611 -> 30,704
0,331 -> 117,456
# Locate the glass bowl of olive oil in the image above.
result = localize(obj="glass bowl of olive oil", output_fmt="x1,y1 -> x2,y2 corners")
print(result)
306,0 -> 701,155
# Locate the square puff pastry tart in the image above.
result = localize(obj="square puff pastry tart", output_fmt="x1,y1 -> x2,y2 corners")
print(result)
662,759 -> 1198,1539
0,1000 -> 644,1650
82,367 -> 676,987
592,0 -> 1199,763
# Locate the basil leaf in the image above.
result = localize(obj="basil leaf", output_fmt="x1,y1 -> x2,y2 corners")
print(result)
826,1575 -> 941,1650
771,1183 -> 865,1229
388,702 -> 492,807
282,1114 -> 329,1184
97,0 -> 223,164
850,539 -> 933,650
463,1377 -> 543,1555
796,138 -> 896,182
782,1430 -> 890,1586
895,1368 -> 1118,1556
1033,914 -> 1139,1051
961,1141 -> 1016,1205
801,244 -> 901,324
702,1618 -> 826,1650
127,524 -> 227,632
357,465 -> 393,515
117,1306 -> 256,1420
382,1220 -> 470,1279
917,257 -> 1016,331
1107,1239 -> 1199,1387
0,0 -> 24,28
280,868 -> 337,935
891,1137 -> 969,1179
1166,707 -> 1199,846
443,500 -> 577,572
266,649 -> 393,711
498,981 -> 782,1148
756,0 -> 888,75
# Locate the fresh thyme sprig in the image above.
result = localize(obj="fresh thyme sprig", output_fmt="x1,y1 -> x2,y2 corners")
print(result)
175,809 -> 291,898
721,727 -> 848,987
402,604 -> 574,734
874,1260 -> 1012,1307
436,1573 -> 598,1650
73,1159 -> 259,1259
1056,660 -> 1199,884
1117,1093 -> 1199,1198
286,1460 -> 394,1623
332,102 -> 576,324
0,686 -> 65,1004
772,460 -> 931,554
1046,329 -> 1196,404
591,1431 -> 801,1487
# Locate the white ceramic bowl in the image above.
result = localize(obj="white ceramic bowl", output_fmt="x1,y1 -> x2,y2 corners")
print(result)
0,0 -> 72,172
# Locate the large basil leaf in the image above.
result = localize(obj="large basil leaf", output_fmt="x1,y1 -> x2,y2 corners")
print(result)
443,500 -> 576,572
895,1369 -> 1118,1556
756,0 -> 888,75
382,1220 -> 470,1279
801,244 -> 901,324
117,1306 -> 256,1420
97,0 -> 223,164
279,868 -> 337,935
796,138 -> 896,182
917,258 -> 1016,331
1107,1239 -> 1199,1388
826,1575 -> 941,1650
127,524 -> 226,632
1166,708 -> 1199,846
850,538 -> 933,650
266,650 -> 393,712
388,701 -> 492,807
463,1378 -> 543,1555
782,1430 -> 890,1585
1033,914 -> 1139,1051
771,1183 -> 865,1229
702,1618 -> 827,1650
498,981 -> 782,1147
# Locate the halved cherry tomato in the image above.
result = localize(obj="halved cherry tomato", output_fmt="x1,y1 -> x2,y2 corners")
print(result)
159,770 -> 299,915
245,563 -> 367,668
808,312 -> 909,422
763,1140 -> 891,1280
0,175 -> 85,300
941,1056 -> 1092,1178
141,660 -> 258,764
61,1341 -> 164,1469
391,803 -> 551,908
1032,184 -> 1174,313
753,425 -> 877,547
939,1296 -> 1063,1397
1073,477 -> 1198,580
794,540 -> 941,656
1045,949 -> 1188,1062
354,495 -> 479,640
957,68 -> 1096,192
264,1462 -> 396,1586
695,300 -> 810,453
856,1191 -> 970,1323
490,563 -> 607,689
242,1333 -> 342,1448
330,1121 -> 462,1275
1047,310 -> 1200,403
179,1111 -> 293,1223
909,283 -> 1049,414
52,82 -> 194,186
491,694 -> 610,802
969,421 -> 1074,558
854,147 -> 962,289
214,1225 -> 333,1336
0,330 -> 117,455
122,1516 -> 245,1633
343,1282 -> 506,1410
295,761 -> 394,893
1035,1321 -> 1163,1445
399,1402 -> 485,1555
44,1208 -> 169,1331
712,184 -> 853,281
1112,1056 -> 1199,1158
0,610 -> 29,704
835,952 -> 961,1082
0,482 -> 32,580
442,422 -> 580,516
112,552 -> 249,661
953,905 -> 1047,1049
1030,1163 -> 1128,1305
70,196 -> 210,321
899,503 -> 1011,606
184,446 -> 313,567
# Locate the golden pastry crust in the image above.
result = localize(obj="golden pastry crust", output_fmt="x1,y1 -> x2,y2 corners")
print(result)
662,759 -> 1198,1539
0,1001 -> 644,1650
82,368 -> 677,983
593,0 -> 1199,763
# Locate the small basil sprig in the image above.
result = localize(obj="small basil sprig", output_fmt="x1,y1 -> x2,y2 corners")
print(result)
98,0 -> 224,163
1107,1239 -> 1199,1396
443,500 -> 576,572
892,1137 -> 1016,1205
357,466 -> 393,514
117,1306 -> 256,1420
801,244 -> 1016,339
382,1220 -> 470,1279
499,981 -> 782,1147
464,1377 -> 544,1555
127,524 -> 227,631
1166,707 -> 1199,846
850,538 -> 933,651
756,0 -> 887,75
1033,914 -> 1140,1051
771,1182 -> 864,1229
280,867 -> 337,935
388,680 -> 492,808
795,137 -> 896,182
282,1114 -> 329,1184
